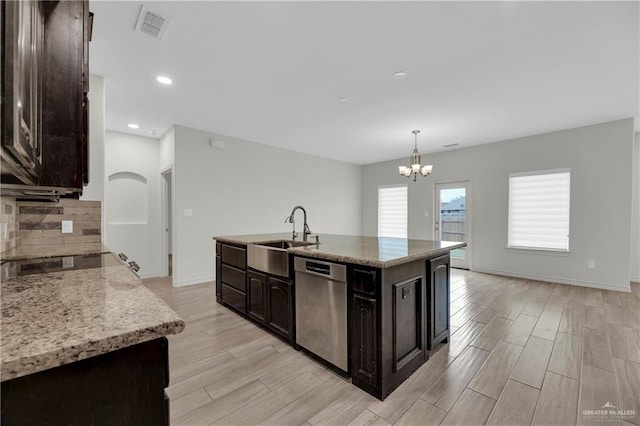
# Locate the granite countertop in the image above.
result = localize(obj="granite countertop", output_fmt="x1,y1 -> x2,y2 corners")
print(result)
214,233 -> 466,268
1,253 -> 185,381
1,242 -> 111,262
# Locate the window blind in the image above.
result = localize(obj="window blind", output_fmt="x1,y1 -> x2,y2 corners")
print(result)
378,185 -> 408,238
508,169 -> 570,251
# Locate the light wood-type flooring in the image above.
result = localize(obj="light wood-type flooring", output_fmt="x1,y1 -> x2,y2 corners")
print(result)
144,270 -> 640,426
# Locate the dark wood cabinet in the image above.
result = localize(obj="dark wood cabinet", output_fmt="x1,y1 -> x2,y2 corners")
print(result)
351,292 -> 378,387
218,243 -> 247,314
267,275 -> 293,340
392,277 -> 423,372
247,270 -> 267,325
1,0 -> 91,195
1,0 -> 43,184
350,261 -> 428,400
245,268 -> 293,341
427,254 -> 450,349
1,337 -> 170,425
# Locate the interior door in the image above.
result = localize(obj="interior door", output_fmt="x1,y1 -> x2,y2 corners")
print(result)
435,181 -> 471,269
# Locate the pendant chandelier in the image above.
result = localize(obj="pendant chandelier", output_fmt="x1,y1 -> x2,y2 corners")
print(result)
398,130 -> 433,182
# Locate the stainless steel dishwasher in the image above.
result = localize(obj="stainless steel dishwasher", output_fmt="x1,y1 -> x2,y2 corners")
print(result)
294,256 -> 348,372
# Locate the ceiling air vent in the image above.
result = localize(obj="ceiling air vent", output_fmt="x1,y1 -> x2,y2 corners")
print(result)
134,6 -> 172,40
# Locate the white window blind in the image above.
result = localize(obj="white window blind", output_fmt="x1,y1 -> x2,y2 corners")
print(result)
378,185 -> 408,238
508,169 -> 571,251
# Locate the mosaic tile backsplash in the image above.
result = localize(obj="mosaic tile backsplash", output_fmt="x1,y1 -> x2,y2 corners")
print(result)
0,197 -> 101,254
1,198 -> 17,253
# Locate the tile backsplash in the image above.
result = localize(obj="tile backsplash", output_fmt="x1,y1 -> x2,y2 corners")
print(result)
0,197 -> 102,254
1,198 -> 17,253
16,199 -> 101,246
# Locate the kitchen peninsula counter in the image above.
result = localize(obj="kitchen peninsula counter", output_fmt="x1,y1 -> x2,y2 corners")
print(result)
1,250 -> 185,425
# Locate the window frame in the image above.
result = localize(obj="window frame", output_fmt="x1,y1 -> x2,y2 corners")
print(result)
507,168 -> 571,253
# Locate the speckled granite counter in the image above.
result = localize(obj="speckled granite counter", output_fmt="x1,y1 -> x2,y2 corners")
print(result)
1,242 -> 111,261
1,253 -> 185,381
214,233 -> 465,268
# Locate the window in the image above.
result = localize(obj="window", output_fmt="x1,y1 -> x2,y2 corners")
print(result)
378,185 -> 407,238
508,169 -> 570,251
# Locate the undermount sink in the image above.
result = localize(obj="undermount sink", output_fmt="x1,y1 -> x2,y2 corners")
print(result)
247,240 -> 315,277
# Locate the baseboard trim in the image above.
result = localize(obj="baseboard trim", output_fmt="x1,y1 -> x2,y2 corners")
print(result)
472,267 -> 631,293
173,276 -> 215,287
138,272 -> 166,280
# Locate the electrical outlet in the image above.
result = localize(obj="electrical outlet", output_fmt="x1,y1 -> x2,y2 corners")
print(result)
183,209 -> 193,217
62,257 -> 74,268
61,220 -> 73,234
588,260 -> 596,269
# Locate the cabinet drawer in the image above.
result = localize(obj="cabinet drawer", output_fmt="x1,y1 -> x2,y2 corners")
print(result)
221,284 -> 246,313
221,264 -> 246,292
351,268 -> 378,296
221,244 -> 246,269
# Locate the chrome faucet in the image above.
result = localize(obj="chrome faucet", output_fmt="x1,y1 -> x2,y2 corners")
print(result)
285,205 -> 312,242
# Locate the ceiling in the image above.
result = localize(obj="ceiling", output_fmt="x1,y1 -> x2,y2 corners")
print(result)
90,1 -> 639,165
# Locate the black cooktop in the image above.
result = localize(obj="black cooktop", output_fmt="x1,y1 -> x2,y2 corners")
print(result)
1,253 -> 121,279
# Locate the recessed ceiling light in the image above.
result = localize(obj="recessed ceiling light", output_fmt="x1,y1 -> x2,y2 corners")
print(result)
148,130 -> 156,135
156,75 -> 173,85
393,71 -> 407,79
128,123 -> 140,129
338,97 -> 350,103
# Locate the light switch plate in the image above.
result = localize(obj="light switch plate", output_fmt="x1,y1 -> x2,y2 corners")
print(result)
184,209 -> 193,217
61,220 -> 73,234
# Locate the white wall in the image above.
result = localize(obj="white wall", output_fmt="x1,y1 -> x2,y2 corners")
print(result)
362,119 -> 635,291
173,125 -> 362,286
104,131 -> 163,278
81,74 -> 106,241
631,132 -> 640,282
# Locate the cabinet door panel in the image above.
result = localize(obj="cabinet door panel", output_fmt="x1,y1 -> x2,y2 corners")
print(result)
393,278 -> 423,371
267,276 -> 292,340
351,294 -> 377,386
247,271 -> 267,325
428,255 -> 450,349
40,0 -> 84,188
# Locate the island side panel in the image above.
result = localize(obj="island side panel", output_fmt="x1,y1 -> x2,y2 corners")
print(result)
379,258 -> 428,399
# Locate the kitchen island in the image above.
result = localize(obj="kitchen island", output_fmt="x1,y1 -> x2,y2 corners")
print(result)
214,233 -> 465,400
1,250 -> 185,425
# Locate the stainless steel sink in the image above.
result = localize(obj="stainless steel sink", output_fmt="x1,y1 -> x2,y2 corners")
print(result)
247,240 -> 314,277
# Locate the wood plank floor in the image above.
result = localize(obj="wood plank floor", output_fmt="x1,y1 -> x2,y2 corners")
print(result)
144,271 -> 640,426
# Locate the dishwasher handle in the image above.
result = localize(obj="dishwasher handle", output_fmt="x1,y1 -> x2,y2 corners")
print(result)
294,257 -> 346,282
306,262 -> 330,275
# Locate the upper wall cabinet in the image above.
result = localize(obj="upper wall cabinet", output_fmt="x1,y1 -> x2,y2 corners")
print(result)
1,1 -> 92,198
